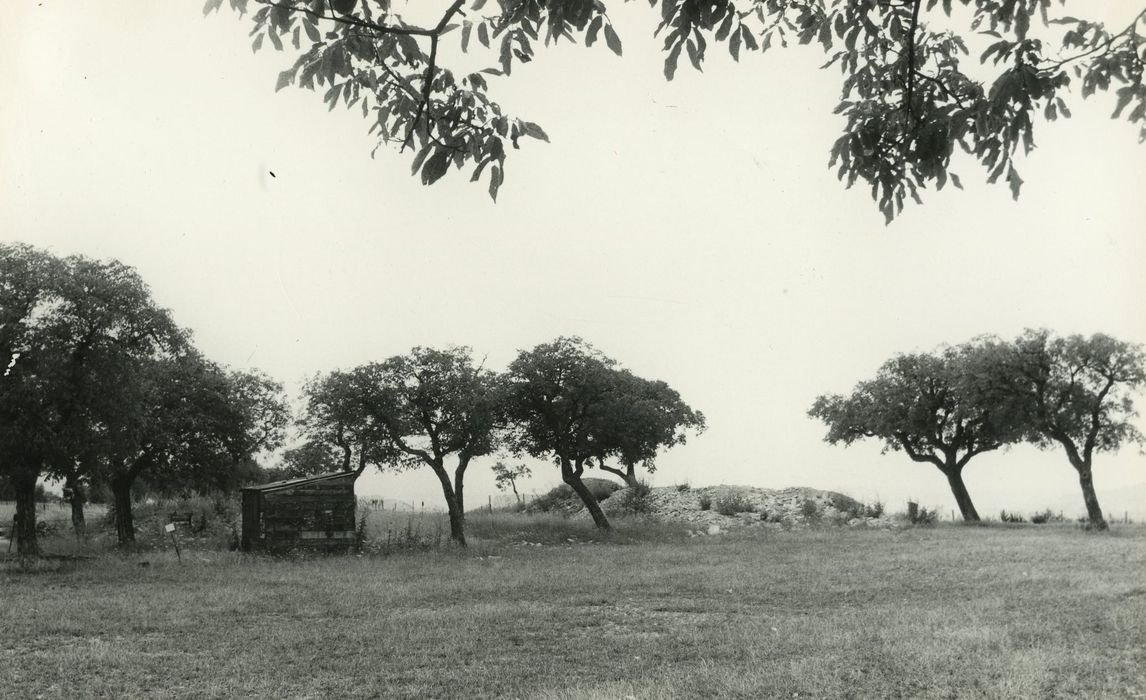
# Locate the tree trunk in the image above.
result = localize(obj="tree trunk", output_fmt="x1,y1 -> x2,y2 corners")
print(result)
112,475 -> 136,545
70,495 -> 86,537
65,475 -> 86,537
562,458 -> 611,530
622,463 -> 639,490
13,472 -> 40,556
454,457 -> 470,515
430,464 -> 466,546
942,465 -> 980,522
1073,461 -> 1108,530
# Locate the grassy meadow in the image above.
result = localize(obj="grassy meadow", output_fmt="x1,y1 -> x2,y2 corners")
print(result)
3,512 -> 1145,699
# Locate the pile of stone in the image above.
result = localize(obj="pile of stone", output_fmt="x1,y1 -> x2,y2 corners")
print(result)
596,484 -> 896,532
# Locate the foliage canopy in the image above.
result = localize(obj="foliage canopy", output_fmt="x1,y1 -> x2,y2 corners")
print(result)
210,0 -> 1146,221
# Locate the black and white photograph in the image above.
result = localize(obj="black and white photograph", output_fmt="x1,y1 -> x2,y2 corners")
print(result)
2,0 -> 1144,697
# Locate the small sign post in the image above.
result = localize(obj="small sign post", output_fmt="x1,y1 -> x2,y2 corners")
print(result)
165,522 -> 182,562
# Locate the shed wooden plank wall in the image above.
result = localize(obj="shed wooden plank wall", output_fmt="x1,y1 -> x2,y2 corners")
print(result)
242,473 -> 358,552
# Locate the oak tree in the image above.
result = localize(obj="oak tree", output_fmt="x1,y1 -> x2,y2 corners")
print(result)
0,246 -> 183,554
590,369 -> 706,489
809,343 -> 1020,521
98,355 -> 289,544
995,330 -> 1145,530
210,0 -> 1146,221
301,346 -> 503,545
504,337 -> 622,529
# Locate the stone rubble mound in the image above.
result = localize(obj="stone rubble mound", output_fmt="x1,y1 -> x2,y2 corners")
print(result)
597,484 -> 896,532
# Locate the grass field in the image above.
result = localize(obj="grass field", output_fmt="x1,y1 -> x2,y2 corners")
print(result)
2,517 -> 1144,699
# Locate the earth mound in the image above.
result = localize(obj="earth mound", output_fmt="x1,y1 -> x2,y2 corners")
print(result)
530,483 -> 894,530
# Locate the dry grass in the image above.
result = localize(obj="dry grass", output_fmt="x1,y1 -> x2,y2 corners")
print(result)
2,517 -> 1144,699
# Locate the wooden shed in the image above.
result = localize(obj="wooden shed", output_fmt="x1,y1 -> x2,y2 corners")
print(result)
241,471 -> 360,553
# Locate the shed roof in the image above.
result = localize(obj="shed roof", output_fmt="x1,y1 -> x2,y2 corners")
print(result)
242,470 -> 359,493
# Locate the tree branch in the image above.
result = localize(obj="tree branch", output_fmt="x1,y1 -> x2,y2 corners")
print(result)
1040,9 -> 1146,72
903,0 -> 922,125
255,0 -> 450,38
403,0 -> 466,151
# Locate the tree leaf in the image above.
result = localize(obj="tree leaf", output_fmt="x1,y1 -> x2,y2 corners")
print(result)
520,121 -> 549,142
304,20 -> 321,44
275,69 -> 293,92
665,43 -> 682,80
686,39 -> 702,72
729,26 -> 742,61
1112,87 -> 1135,119
586,15 -> 603,47
604,24 -> 622,56
715,12 -> 734,42
488,164 -> 503,201
421,150 -> 451,185
410,143 -> 433,175
461,22 -> 473,52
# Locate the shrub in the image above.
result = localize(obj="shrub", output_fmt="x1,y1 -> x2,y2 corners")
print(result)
800,499 -> 821,521
35,520 -> 61,537
108,494 -> 241,548
1030,509 -> 1064,524
715,494 -> 755,516
675,482 -> 691,492
1000,510 -> 1026,523
698,494 -> 712,511
828,493 -> 863,516
905,501 -> 937,526
616,481 -> 654,514
825,493 -> 884,520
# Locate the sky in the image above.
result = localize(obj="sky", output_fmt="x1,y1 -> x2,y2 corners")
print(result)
3,1 -> 1145,519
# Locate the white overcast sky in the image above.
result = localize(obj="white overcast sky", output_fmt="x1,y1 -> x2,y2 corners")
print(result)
3,1 -> 1144,518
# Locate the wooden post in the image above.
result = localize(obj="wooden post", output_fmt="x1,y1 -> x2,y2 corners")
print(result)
165,522 -> 182,562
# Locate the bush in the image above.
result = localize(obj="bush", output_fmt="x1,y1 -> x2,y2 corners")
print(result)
800,499 -> 821,521
106,494 -> 241,548
1030,509 -> 1064,524
1000,510 -> 1026,523
715,494 -> 755,516
905,501 -> 937,526
675,482 -> 691,492
616,481 -> 654,514
828,493 -> 861,515
825,493 -> 883,520
698,494 -> 712,511
35,519 -> 61,537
